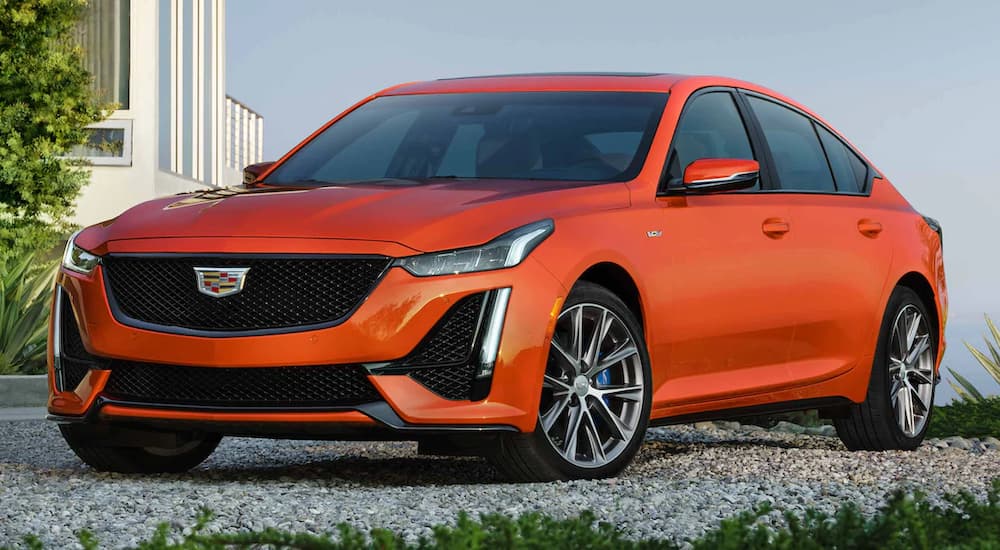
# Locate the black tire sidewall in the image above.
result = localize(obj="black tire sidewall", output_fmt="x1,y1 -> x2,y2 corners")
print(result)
530,281 -> 653,480
869,287 -> 937,449
60,425 -> 221,473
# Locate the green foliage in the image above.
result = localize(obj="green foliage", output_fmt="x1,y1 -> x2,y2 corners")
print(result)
0,248 -> 56,374
0,0 -> 109,258
927,396 -> 1000,438
948,315 -> 1000,402
8,481 -> 1000,549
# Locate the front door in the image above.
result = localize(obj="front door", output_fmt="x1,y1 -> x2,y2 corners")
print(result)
653,90 -> 800,407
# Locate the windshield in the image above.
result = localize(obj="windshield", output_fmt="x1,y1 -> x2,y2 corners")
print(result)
264,92 -> 668,185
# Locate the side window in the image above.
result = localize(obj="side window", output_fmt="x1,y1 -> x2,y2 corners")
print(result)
667,92 -> 756,188
816,125 -> 868,193
747,97 -> 835,192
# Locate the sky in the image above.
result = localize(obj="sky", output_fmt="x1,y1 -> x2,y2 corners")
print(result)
227,0 -> 1000,401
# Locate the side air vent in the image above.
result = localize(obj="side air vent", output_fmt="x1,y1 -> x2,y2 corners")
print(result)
57,289 -> 102,391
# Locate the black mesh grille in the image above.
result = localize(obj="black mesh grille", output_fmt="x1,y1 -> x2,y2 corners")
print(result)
405,294 -> 484,366
102,255 -> 391,332
60,291 -> 97,391
103,362 -> 380,407
404,293 -> 486,400
410,364 -> 478,401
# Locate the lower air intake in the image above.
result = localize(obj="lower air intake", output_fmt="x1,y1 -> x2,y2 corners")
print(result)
103,362 -> 380,408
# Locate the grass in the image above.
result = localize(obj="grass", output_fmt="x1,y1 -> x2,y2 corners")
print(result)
9,480 -> 1000,549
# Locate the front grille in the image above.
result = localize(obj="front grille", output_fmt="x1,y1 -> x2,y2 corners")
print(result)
103,362 -> 380,407
102,255 -> 391,333
404,293 -> 486,400
59,291 -> 98,391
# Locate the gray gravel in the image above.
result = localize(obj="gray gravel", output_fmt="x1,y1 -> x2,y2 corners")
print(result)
1,419 -> 998,548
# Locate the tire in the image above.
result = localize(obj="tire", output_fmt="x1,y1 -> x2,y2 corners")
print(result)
60,425 -> 221,473
835,286 -> 937,451
491,281 -> 652,481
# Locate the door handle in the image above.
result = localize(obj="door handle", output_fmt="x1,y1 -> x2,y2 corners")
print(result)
858,219 -> 883,237
762,217 -> 790,238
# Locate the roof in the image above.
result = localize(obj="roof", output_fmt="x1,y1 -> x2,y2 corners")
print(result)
384,72 -> 688,95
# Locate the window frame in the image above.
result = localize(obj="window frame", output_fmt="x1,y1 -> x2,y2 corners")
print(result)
657,87 -> 779,196
736,90 -> 877,197
69,119 -> 133,167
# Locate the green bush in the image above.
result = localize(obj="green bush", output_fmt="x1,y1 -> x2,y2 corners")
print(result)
1,0 -> 109,258
947,315 -> 1000,402
11,480 -> 1000,549
928,397 -> 1000,439
0,249 -> 56,374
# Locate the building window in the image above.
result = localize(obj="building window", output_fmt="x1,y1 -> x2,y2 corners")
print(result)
75,0 -> 130,109
70,120 -> 133,166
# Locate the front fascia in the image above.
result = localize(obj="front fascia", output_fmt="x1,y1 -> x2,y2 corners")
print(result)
48,238 -> 566,433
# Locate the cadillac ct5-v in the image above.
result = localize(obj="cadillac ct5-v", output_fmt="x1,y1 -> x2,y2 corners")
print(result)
49,73 -> 946,480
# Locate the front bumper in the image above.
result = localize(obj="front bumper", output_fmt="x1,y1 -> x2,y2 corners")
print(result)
47,238 -> 566,434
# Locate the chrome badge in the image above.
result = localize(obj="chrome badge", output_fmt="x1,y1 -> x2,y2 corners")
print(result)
194,267 -> 250,298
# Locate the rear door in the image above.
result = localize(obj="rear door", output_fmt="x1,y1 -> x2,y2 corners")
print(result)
741,93 -> 892,379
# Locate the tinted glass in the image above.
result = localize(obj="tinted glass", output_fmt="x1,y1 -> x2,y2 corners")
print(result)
748,97 -> 835,192
667,92 -> 756,187
265,92 -> 668,185
816,125 -> 868,193
848,144 -> 870,192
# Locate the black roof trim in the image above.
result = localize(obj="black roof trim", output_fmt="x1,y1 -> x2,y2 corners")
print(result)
436,72 -> 667,81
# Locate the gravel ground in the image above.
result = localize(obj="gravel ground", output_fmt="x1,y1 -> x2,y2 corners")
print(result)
1,419 -> 998,548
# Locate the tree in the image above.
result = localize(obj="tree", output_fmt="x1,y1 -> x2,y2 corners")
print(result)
0,0 -> 108,257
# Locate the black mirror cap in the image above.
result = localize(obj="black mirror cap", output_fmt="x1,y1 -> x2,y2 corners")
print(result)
243,162 -> 275,187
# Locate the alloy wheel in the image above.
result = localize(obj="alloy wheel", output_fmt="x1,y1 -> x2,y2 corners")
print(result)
888,304 -> 935,437
540,303 -> 645,468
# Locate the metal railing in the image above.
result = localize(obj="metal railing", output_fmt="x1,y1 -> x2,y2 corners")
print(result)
225,95 -> 264,171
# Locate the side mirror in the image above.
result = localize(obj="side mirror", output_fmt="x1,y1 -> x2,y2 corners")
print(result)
243,162 -> 275,187
682,158 -> 759,193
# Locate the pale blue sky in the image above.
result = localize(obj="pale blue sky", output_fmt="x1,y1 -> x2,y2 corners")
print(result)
227,0 -> 1000,399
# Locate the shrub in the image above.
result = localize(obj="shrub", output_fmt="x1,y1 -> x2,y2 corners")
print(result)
1,0 -> 110,258
11,480 -> 1000,549
927,397 -> 1000,439
0,249 -> 56,374
947,315 -> 1000,402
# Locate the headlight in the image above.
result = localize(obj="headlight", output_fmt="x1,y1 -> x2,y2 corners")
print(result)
394,219 -> 554,277
62,229 -> 101,275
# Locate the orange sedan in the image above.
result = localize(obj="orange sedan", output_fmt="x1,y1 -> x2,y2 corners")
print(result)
49,73 -> 946,480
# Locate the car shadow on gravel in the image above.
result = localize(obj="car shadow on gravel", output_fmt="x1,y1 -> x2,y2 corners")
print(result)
189,455 -> 503,487
2,421 -> 838,487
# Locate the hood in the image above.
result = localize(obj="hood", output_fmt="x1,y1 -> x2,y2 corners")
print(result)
79,179 -> 629,253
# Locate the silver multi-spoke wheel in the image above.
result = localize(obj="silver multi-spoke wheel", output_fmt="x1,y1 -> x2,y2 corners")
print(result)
888,304 -> 935,437
540,303 -> 644,468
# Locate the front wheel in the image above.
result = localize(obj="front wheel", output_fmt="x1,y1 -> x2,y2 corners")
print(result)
835,286 -> 937,450
491,282 -> 652,481
60,425 -> 221,473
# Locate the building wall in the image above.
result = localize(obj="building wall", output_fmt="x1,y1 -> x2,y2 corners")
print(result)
73,0 -> 262,227
74,0 -> 161,225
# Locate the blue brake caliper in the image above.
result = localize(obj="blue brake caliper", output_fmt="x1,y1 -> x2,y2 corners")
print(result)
595,368 -> 611,405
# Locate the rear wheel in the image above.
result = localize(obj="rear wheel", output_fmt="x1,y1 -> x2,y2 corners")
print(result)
835,286 -> 937,450
60,425 -> 221,473
491,282 -> 652,481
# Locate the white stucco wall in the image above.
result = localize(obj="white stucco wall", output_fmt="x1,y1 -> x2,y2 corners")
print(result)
73,0 -> 243,227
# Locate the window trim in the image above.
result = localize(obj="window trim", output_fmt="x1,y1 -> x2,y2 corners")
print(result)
657,87 -> 778,196
69,119 -> 134,167
736,90 -> 876,197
